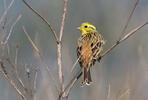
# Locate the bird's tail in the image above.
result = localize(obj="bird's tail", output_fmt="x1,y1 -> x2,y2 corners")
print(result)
81,67 -> 92,86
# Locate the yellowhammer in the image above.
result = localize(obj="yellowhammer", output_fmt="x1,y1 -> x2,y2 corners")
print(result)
77,22 -> 105,86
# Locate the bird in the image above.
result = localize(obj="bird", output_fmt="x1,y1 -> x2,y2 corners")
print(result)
77,22 -> 105,86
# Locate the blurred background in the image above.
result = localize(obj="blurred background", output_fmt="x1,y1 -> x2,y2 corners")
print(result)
0,0 -> 148,100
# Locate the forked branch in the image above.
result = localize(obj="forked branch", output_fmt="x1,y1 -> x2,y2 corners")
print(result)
58,0 -> 68,96
118,0 -> 140,40
22,0 -> 59,43
0,60 -> 26,100
101,22 -> 148,57
23,26 -> 60,94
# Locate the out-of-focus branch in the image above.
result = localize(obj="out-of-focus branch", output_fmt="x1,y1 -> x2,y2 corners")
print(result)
116,89 -> 130,100
23,26 -> 60,94
0,0 -> 14,25
106,84 -> 111,100
33,66 -> 38,90
1,15 -> 22,45
118,0 -> 140,41
15,45 -> 19,66
6,58 -> 25,91
22,0 -> 59,43
57,0 -> 68,97
0,60 -> 26,100
13,45 -> 26,89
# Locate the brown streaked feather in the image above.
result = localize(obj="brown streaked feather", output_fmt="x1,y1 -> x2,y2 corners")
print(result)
81,42 -> 92,69
77,31 -> 104,86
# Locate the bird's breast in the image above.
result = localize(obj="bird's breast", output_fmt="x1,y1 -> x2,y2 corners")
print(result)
81,42 -> 93,67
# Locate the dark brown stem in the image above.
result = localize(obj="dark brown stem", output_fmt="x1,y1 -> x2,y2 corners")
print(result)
118,0 -> 140,41
22,0 -> 59,43
101,22 -> 148,57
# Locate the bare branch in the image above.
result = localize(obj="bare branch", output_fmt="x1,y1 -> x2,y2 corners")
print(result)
57,0 -> 68,97
2,15 -> 22,45
57,44 -> 64,93
7,44 -> 10,57
23,26 -> 60,93
60,69 -> 82,99
0,0 -> 14,25
118,0 -> 140,41
65,57 -> 80,81
59,0 -> 68,41
0,60 -> 26,100
65,69 -> 81,97
6,58 -> 25,89
15,45 -> 19,66
1,45 -> 6,57
116,89 -> 130,100
101,22 -> 148,57
70,58 -> 79,73
106,84 -> 111,100
22,0 -> 59,43
23,27 -> 40,53
33,66 -> 38,90
120,22 -> 148,42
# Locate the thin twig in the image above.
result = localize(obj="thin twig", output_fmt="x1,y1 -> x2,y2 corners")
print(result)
60,69 -> 82,98
57,0 -> 68,98
6,58 -> 25,89
14,45 -> 26,90
118,0 -> 140,41
22,0 -> 59,43
2,15 -> 22,45
23,26 -> 60,93
1,45 -> 6,57
23,27 -> 39,53
106,84 -> 111,100
59,0 -> 68,41
0,0 -> 14,25
33,66 -> 38,90
65,57 -> 80,82
65,69 -> 81,97
6,44 -> 10,57
70,58 -> 80,73
101,22 -> 148,57
116,89 -> 130,100
0,60 -> 26,100
32,66 -> 38,100
15,45 -> 19,66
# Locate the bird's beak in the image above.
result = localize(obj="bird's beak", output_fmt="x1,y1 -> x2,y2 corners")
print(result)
77,27 -> 81,30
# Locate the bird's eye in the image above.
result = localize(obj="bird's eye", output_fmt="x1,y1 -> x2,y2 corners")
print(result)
84,25 -> 88,28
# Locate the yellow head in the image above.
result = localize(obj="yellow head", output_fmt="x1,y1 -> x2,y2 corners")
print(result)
77,22 -> 97,35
